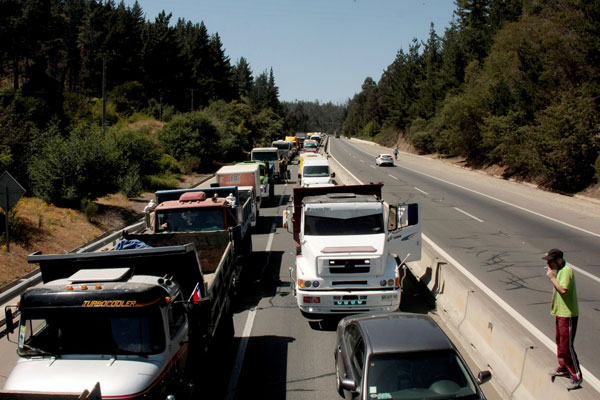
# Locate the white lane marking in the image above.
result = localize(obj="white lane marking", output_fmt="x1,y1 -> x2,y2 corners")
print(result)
226,186 -> 286,400
424,234 -> 600,393
388,174 -> 398,180
345,146 -> 600,284
397,165 -> 600,239
346,139 -> 600,239
370,165 -> 376,169
453,207 -> 484,222
331,148 -> 600,391
360,159 -> 365,163
415,187 -> 429,195
225,306 -> 257,400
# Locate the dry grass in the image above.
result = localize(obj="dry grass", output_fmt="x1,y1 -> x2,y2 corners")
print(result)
0,173 -> 210,287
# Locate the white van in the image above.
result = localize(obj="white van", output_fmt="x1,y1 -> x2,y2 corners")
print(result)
301,157 -> 335,187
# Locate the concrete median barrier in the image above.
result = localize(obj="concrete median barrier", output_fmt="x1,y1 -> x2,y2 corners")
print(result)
407,241 -> 598,400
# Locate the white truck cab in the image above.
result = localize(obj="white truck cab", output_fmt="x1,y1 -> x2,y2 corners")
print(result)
283,184 -> 421,318
301,157 -> 335,187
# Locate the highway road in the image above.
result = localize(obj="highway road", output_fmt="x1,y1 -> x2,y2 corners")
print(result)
221,148 -> 501,400
5,135 -> 596,398
327,137 -> 600,383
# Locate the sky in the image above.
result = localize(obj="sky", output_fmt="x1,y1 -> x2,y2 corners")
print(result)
124,0 -> 458,104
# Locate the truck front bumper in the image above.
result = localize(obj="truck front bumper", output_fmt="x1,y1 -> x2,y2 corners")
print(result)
296,289 -> 400,317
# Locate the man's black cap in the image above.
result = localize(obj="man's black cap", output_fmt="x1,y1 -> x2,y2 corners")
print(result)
542,248 -> 563,261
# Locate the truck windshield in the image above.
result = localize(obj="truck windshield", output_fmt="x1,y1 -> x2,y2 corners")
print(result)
17,309 -> 166,356
252,152 -> 278,161
303,165 -> 330,177
304,214 -> 384,235
273,143 -> 289,150
157,208 -> 225,232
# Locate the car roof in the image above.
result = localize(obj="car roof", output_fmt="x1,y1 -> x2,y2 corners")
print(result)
348,312 -> 453,354
303,158 -> 329,166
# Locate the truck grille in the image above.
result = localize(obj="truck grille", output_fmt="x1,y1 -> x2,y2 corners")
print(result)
328,259 -> 371,274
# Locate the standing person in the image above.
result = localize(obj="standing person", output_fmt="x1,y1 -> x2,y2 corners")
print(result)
393,147 -> 398,160
545,248 -> 582,390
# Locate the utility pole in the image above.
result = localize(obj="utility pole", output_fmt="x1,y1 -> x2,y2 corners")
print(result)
102,53 -> 107,135
188,88 -> 198,111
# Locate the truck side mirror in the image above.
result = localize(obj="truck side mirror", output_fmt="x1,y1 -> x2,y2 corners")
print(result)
5,306 -> 15,336
331,172 -> 335,178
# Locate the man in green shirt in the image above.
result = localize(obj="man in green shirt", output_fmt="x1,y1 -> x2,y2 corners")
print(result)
545,248 -> 582,390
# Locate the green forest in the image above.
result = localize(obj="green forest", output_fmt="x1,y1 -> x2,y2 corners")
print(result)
0,0 -> 346,209
2,0 -> 598,215
344,0 -> 600,194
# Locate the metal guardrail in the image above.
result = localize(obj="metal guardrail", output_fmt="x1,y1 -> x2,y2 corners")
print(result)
0,220 -> 146,330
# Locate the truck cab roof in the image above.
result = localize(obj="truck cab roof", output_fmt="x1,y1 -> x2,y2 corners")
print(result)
303,193 -> 380,205
21,272 -> 178,310
156,195 -> 229,211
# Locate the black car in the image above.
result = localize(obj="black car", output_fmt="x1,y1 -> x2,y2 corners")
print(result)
334,312 -> 491,399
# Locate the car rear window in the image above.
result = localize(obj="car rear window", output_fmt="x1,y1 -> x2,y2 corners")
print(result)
367,350 -> 478,399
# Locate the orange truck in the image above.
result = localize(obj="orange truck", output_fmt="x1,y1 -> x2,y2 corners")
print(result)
215,163 -> 262,212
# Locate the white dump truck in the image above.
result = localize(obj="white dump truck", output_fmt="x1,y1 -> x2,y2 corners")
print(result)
283,183 -> 421,318
2,231 -> 237,399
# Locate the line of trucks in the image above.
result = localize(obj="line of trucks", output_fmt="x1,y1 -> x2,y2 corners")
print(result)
1,135 -> 422,399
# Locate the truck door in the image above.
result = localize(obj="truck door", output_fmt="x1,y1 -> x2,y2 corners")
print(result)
386,203 -> 421,262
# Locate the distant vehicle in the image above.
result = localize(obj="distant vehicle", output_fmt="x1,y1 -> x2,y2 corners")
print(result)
375,154 -> 394,166
295,132 -> 308,149
335,132 -> 340,138
335,312 -> 492,400
300,157 -> 335,187
251,147 -> 288,183
285,135 -> 299,155
297,152 -> 323,179
302,140 -> 319,153
272,140 -> 293,162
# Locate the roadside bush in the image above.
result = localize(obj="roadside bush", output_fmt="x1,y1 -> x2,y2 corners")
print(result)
91,98 -> 118,127
158,112 -> 219,170
158,154 -> 181,174
113,128 -> 162,177
0,208 -> 31,246
110,81 -> 147,116
146,99 -> 176,122
28,127 -> 120,206
407,118 -> 435,154
118,164 -> 143,198
62,93 -> 93,127
529,94 -> 599,193
80,198 -> 99,221
143,174 -> 180,190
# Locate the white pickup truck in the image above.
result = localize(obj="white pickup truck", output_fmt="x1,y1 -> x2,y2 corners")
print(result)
284,183 -> 421,318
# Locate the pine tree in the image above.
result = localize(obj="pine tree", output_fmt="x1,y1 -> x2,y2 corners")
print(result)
232,57 -> 253,99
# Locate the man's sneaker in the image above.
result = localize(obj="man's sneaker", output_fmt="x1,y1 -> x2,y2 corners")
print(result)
549,368 -> 568,377
566,379 -> 582,391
